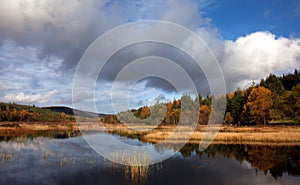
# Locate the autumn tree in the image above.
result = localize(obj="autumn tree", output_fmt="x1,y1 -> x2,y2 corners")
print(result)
223,112 -> 234,125
104,115 -> 118,124
20,109 -> 30,121
199,105 -> 211,124
170,109 -> 180,125
140,107 -> 151,119
243,86 -> 273,125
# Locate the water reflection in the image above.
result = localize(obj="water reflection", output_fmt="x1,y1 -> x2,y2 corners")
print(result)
0,134 -> 300,185
177,143 -> 300,179
0,130 -> 81,141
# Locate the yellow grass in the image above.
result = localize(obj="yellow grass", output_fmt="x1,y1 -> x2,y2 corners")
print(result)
0,122 -> 78,131
141,125 -> 300,145
1,122 -> 300,145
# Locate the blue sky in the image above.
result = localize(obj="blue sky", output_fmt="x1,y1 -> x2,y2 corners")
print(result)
206,0 -> 300,40
0,0 -> 300,113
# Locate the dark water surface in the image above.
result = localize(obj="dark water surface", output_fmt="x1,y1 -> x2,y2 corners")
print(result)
0,133 -> 300,185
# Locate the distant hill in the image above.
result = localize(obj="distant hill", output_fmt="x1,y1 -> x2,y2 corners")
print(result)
0,102 -> 107,122
43,106 -> 106,118
0,102 -> 74,122
43,106 -> 74,115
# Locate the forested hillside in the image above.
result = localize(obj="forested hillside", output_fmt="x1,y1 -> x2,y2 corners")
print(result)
0,103 -> 75,122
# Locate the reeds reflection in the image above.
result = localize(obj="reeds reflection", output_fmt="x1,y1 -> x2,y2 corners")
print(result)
107,150 -> 153,185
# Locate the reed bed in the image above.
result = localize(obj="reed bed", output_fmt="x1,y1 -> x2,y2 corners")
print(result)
140,125 -> 300,145
2,121 -> 300,145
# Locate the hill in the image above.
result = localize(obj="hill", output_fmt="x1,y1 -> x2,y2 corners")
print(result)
0,102 -> 74,122
43,106 -> 106,118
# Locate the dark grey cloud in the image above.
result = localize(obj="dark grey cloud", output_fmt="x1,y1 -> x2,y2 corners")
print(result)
98,41 -> 211,95
0,0 -> 210,71
0,0 -> 217,102
0,0 -> 126,71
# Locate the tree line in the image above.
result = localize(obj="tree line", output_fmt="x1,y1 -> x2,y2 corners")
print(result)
103,69 -> 300,125
225,69 -> 300,125
0,103 -> 75,122
1,69 -> 299,125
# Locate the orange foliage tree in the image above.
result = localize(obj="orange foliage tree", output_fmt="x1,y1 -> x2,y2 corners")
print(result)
140,107 -> 151,119
199,105 -> 211,124
244,86 -> 273,125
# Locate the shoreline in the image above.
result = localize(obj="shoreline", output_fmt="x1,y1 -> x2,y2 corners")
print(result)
1,122 -> 300,145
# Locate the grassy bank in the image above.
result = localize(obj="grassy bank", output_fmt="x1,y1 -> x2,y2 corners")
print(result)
1,122 -> 300,145
0,121 -> 76,131
105,124 -> 300,145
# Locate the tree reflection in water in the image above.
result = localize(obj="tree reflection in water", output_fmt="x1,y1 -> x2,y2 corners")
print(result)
177,143 -> 300,179
111,143 -> 300,184
1,132 -> 300,183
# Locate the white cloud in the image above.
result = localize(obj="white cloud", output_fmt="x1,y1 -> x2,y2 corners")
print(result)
0,41 -> 70,105
222,31 -> 300,91
0,0 -> 300,112
2,90 -> 60,104
160,0 -> 210,29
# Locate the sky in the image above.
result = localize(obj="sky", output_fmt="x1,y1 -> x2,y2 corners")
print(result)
206,0 -> 300,40
0,0 -> 300,113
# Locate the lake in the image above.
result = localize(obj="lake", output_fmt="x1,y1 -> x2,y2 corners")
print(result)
0,132 -> 300,185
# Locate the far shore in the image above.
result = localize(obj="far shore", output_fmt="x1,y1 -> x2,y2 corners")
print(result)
1,122 -> 300,145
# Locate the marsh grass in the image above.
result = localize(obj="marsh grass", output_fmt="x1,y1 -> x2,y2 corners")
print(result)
2,121 -> 300,146
108,150 -> 152,185
105,124 -> 300,145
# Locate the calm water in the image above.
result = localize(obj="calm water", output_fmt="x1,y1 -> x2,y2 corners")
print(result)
0,133 -> 300,185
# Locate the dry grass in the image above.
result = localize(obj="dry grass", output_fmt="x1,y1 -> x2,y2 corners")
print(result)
107,149 -> 152,185
141,125 -> 300,145
0,122 -> 79,131
1,122 -> 300,145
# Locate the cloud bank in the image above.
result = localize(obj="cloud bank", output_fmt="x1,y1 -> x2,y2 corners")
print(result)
0,0 -> 300,113
3,90 -> 60,104
222,31 -> 300,91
